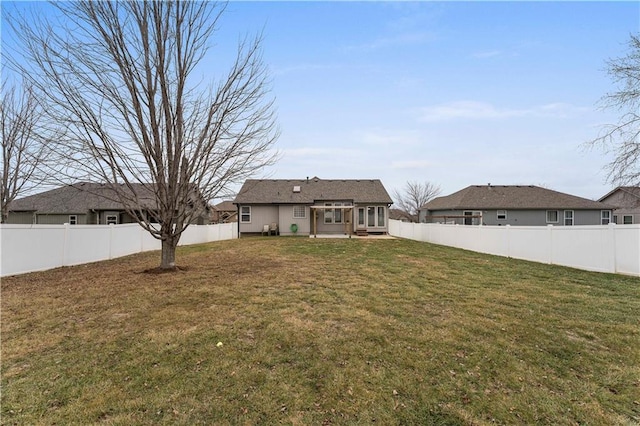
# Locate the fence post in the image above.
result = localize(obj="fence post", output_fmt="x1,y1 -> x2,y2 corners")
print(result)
608,223 -> 617,274
547,225 -> 553,265
505,225 -> 511,258
62,223 -> 70,266
109,223 -> 114,260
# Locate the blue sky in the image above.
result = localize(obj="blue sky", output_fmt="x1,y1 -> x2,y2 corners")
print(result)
3,1 -> 639,201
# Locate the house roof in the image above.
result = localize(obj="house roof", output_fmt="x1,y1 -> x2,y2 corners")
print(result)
233,178 -> 393,205
598,186 -> 640,203
214,201 -> 236,212
422,185 -> 614,211
9,182 -> 159,214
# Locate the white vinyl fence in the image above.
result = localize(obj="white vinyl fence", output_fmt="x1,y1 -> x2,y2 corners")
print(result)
389,220 -> 640,277
0,223 -> 237,277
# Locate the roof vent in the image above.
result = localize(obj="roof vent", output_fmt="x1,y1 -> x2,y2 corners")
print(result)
293,186 -> 301,193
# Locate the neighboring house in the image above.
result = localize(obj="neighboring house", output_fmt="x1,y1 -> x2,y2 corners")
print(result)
419,184 -> 614,226
211,200 -> 237,224
389,208 -> 414,222
233,177 -> 393,236
598,186 -> 640,225
7,182 -> 209,225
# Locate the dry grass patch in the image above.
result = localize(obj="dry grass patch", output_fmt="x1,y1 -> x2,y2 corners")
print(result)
2,237 -> 639,425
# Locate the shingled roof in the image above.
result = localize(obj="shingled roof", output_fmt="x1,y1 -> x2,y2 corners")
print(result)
599,186 -> 640,203
422,185 -> 613,211
233,178 -> 393,205
9,182 -> 158,214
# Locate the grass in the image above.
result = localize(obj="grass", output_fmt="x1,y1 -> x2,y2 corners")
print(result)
1,237 -> 639,425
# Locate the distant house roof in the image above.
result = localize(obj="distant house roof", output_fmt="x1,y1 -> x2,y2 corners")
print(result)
233,178 -> 393,205
422,185 -> 613,211
598,186 -> 640,203
214,200 -> 237,212
9,182 -> 159,214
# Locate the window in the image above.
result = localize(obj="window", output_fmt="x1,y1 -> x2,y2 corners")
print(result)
497,210 -> 507,220
69,215 -> 77,225
564,210 -> 574,226
601,210 -> 611,225
240,206 -> 251,223
377,206 -> 385,227
293,205 -> 306,219
463,211 -> 482,226
613,215 -> 618,224
367,207 -> 376,227
323,202 -> 347,224
334,203 -> 343,223
546,210 -> 559,223
623,215 -> 633,225
358,208 -> 365,227
324,203 -> 333,224
106,215 -> 118,225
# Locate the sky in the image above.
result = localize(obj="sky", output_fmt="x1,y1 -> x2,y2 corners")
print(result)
2,1 -> 639,202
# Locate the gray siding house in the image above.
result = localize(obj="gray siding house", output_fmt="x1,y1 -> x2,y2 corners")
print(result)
7,182 -> 209,225
233,178 -> 393,236
599,186 -> 640,225
419,185 -> 614,226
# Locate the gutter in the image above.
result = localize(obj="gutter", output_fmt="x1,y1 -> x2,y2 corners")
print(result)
236,203 -> 240,238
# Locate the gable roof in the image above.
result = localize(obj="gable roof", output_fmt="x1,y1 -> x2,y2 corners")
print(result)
233,178 -> 393,205
9,182 -> 159,214
422,185 -> 613,211
598,186 -> 640,203
214,200 -> 236,212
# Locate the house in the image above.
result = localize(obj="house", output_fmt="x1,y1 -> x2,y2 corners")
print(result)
211,200 -> 237,224
598,186 -> 640,225
233,178 -> 393,236
419,185 -> 614,226
389,208 -> 413,223
6,182 -> 210,225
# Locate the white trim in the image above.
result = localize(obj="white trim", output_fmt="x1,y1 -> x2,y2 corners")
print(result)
106,214 -> 118,225
564,210 -> 574,226
240,206 -> 251,223
546,210 -> 559,223
69,215 -> 77,225
497,210 -> 507,220
601,210 -> 611,225
293,205 -> 306,219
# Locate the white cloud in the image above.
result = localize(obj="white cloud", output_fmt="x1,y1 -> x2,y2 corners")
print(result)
345,32 -> 436,52
417,101 -> 589,122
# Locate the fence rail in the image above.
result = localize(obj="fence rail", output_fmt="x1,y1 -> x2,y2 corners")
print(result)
388,220 -> 640,277
0,223 -> 238,277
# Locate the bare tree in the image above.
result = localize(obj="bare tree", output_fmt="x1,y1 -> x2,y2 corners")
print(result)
0,80 -> 47,223
8,1 -> 278,270
590,33 -> 640,185
392,181 -> 441,222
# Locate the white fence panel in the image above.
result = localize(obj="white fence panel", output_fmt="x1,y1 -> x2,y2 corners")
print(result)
508,226 -> 552,264
1,223 -> 237,277
1,225 -> 67,274
388,220 -> 640,277
551,226 -> 614,274
615,226 -> 640,276
64,225 -> 112,266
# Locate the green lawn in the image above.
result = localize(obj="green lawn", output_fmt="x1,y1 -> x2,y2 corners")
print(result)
2,237 -> 639,425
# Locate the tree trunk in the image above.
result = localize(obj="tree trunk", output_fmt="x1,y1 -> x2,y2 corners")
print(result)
160,236 -> 178,270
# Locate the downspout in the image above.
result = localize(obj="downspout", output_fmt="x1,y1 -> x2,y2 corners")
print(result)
236,204 -> 240,238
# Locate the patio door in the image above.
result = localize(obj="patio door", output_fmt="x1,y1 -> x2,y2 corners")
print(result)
357,207 -> 366,229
